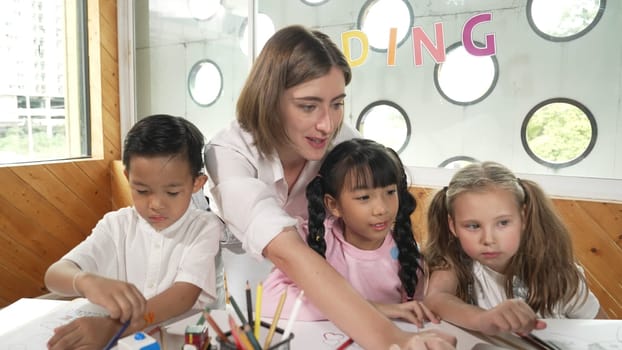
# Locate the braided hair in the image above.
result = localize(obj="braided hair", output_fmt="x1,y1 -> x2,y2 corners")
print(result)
305,138 -> 423,298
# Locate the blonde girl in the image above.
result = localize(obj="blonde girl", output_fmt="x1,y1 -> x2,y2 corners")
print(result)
424,161 -> 607,336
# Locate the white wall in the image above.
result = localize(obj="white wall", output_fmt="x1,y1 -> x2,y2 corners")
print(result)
129,0 -> 622,201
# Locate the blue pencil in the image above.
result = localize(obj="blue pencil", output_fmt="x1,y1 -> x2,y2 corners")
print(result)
103,319 -> 131,350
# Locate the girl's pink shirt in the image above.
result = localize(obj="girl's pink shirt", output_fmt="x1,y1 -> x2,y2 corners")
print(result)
260,216 -> 424,321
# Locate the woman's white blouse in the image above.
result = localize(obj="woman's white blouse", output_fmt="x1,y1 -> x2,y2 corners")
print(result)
204,120 -> 358,259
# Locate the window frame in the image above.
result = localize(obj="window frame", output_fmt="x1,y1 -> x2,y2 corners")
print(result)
520,97 -> 598,169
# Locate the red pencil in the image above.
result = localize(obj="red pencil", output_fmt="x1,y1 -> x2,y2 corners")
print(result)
336,337 -> 354,350
203,311 -> 228,343
227,314 -> 244,349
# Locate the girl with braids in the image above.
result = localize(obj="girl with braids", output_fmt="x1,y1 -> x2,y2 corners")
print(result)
423,161 -> 607,336
261,138 -> 439,327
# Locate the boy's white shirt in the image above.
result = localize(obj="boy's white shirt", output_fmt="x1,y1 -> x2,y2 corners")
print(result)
62,205 -> 225,310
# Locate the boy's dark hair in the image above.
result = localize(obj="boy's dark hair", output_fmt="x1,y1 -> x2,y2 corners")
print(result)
305,138 -> 423,299
122,114 -> 205,177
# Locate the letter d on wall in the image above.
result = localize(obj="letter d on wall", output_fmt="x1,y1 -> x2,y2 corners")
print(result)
341,30 -> 369,67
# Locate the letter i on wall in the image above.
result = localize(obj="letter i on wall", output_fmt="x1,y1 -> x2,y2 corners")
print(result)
387,27 -> 397,66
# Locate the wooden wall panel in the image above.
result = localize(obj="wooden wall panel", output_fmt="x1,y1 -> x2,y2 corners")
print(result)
410,188 -> 622,319
0,0 -> 119,307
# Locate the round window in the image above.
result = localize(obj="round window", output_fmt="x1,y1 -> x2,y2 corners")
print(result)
434,41 -> 498,105
438,156 -> 478,169
188,60 -> 223,107
301,0 -> 329,5
527,0 -> 605,41
356,101 -> 411,154
521,98 -> 597,168
239,13 -> 275,57
357,0 -> 414,52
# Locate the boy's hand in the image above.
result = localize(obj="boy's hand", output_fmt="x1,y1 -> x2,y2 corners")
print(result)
76,273 -> 146,323
373,301 -> 440,328
47,316 -> 119,350
476,298 -> 546,335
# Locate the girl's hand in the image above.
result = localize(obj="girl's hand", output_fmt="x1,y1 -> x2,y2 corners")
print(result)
75,273 -> 146,323
373,301 -> 441,328
391,329 -> 457,350
477,298 -> 546,335
47,316 -> 120,350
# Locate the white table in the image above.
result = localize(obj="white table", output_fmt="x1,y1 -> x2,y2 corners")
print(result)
163,308 -> 494,350
2,298 -> 619,350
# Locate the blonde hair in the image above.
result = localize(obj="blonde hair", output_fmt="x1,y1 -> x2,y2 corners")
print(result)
236,25 -> 351,157
424,161 -> 585,316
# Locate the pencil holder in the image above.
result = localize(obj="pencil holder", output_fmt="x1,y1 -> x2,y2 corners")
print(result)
217,321 -> 294,350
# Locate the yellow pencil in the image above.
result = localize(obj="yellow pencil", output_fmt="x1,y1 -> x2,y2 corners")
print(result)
263,289 -> 287,349
253,282 -> 263,339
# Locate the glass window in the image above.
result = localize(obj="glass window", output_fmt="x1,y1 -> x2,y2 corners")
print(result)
301,0 -> 330,5
357,0 -> 414,52
521,98 -> 597,168
438,156 -> 478,169
0,1 -> 89,165
527,0 -> 605,41
434,41 -> 499,105
356,101 -> 410,153
239,13 -> 275,57
187,0 -> 222,21
188,59 -> 223,107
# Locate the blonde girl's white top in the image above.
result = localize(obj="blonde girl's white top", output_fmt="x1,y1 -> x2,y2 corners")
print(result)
62,206 -> 225,310
204,120 -> 359,259
471,261 -> 600,318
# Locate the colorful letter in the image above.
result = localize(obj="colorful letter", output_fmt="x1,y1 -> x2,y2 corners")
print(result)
387,27 -> 397,66
341,30 -> 369,68
462,12 -> 496,56
412,22 -> 446,67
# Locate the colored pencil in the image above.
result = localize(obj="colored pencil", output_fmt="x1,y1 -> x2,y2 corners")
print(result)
229,295 -> 248,325
244,324 -> 262,350
227,314 -> 245,350
245,280 -> 253,327
238,330 -> 254,350
103,319 -> 131,350
253,282 -> 263,339
196,306 -> 207,325
203,310 -> 229,343
336,338 -> 354,350
224,271 -> 230,305
263,289 -> 287,349
282,290 -> 304,340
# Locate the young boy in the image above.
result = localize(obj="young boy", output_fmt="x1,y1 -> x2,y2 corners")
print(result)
44,114 -> 224,349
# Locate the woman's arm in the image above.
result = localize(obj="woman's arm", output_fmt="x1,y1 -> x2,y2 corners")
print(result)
265,228 -> 456,349
371,300 -> 440,328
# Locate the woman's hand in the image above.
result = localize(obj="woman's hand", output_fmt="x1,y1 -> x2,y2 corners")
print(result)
392,329 -> 457,350
477,298 -> 547,335
75,273 -> 146,323
373,301 -> 441,328
47,316 -> 120,350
